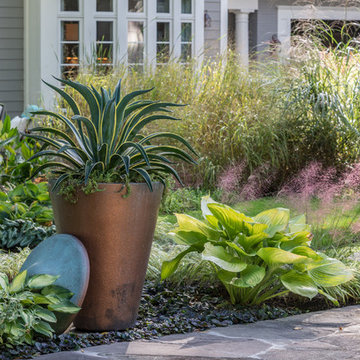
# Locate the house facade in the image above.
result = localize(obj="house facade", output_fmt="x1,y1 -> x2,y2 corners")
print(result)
1,0 -> 359,116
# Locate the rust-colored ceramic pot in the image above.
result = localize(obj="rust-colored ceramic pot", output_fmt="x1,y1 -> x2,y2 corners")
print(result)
50,182 -> 164,331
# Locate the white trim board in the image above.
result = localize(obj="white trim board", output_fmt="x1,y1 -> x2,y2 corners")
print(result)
277,5 -> 360,53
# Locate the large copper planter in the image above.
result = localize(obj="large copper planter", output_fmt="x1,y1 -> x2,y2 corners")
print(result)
50,182 -> 164,331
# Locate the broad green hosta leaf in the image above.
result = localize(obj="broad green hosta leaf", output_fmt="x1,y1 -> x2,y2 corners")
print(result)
280,231 -> 312,251
9,270 -> 27,293
218,265 -> 265,288
175,214 -> 220,241
202,243 -> 247,272
172,230 -> 207,247
253,208 -> 290,237
34,308 -> 57,323
33,320 -> 54,337
288,214 -> 311,233
161,247 -> 196,280
307,258 -> 353,287
291,246 -> 323,260
257,247 -> 309,265
27,274 -> 59,289
225,241 -> 256,257
41,285 -> 74,300
201,196 -> 219,228
237,232 -> 269,250
207,203 -> 253,239
280,270 -> 318,299
48,300 -> 81,314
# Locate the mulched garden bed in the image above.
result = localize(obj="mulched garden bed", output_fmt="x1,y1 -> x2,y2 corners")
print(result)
0,280 -> 349,360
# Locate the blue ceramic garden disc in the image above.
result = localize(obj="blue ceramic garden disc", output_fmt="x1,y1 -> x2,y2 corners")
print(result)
20,234 -> 90,334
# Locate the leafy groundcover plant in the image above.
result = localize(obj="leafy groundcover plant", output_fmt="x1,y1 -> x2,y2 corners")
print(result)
0,270 -> 80,346
25,78 -> 197,193
161,197 -> 353,306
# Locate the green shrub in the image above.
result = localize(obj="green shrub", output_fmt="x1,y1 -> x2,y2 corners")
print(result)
0,182 -> 53,226
160,186 -> 221,215
0,248 -> 30,281
0,115 -> 45,185
0,270 -> 80,346
161,197 -> 353,305
0,219 -> 56,250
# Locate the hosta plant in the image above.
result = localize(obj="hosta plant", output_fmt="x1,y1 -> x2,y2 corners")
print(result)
26,78 -> 197,192
0,182 -> 53,226
0,219 -> 56,250
161,197 -> 354,306
0,115 -> 45,185
0,270 -> 80,346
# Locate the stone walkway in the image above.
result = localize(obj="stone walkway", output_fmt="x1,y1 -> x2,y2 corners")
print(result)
38,306 -> 360,360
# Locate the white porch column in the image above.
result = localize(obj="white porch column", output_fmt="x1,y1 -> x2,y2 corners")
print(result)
228,0 -> 258,67
234,10 -> 250,67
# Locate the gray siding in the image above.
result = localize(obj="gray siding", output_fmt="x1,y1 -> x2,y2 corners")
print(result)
0,0 -> 24,117
204,0 -> 221,58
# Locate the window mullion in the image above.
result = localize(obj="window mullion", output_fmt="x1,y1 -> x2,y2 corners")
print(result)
147,0 -> 157,66
83,0 -> 96,67
172,0 -> 181,59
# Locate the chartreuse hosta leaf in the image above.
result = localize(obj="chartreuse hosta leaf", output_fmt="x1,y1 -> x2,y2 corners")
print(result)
201,196 -> 219,228
26,78 -> 197,191
202,243 -> 247,272
207,203 -> 253,240
161,197 -> 354,306
253,208 -> 290,237
161,247 -> 196,280
257,248 -> 309,265
305,258 -> 354,287
218,266 -> 266,288
280,270 -> 318,299
175,214 -> 220,241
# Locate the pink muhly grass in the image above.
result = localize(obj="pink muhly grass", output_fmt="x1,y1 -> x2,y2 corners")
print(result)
217,162 -> 245,193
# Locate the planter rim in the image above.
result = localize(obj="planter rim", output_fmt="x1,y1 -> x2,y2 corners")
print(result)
48,180 -> 163,186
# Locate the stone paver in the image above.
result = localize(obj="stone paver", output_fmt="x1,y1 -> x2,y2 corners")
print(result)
37,306 -> 360,360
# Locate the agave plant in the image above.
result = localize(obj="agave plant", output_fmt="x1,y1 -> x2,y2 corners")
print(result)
26,78 -> 197,191
161,197 -> 354,306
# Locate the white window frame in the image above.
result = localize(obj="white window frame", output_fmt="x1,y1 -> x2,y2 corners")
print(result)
278,6 -> 360,55
58,0 -> 83,79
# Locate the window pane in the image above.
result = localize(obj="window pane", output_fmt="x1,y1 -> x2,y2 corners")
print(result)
62,21 -> 79,41
62,44 -> 79,64
97,21 -> 113,41
157,0 -> 169,13
128,43 -> 144,63
128,0 -> 144,12
181,0 -> 192,14
181,23 -> 192,42
181,44 -> 192,61
128,21 -> 144,64
128,21 -> 144,43
157,22 -> 170,42
61,66 -> 79,79
61,0 -> 79,11
97,0 -> 113,12
97,43 -> 113,64
157,44 -> 170,62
